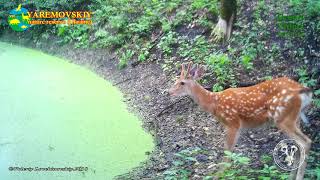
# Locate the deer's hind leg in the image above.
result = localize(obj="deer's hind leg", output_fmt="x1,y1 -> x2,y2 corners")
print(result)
274,96 -> 311,180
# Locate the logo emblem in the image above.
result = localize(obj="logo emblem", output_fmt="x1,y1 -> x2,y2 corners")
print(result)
8,4 -> 31,32
273,139 -> 305,171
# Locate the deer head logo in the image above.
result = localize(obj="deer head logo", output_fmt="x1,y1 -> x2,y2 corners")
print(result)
273,139 -> 305,171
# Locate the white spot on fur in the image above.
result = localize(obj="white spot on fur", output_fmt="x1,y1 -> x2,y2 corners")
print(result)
284,95 -> 293,102
281,89 -> 287,94
276,106 -> 285,113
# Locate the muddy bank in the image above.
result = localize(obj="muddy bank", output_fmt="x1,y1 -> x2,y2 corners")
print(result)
1,32 -> 319,179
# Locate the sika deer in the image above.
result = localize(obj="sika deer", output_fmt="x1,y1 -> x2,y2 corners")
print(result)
169,62 -> 312,180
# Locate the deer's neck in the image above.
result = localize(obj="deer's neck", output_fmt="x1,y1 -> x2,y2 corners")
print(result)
189,82 -> 217,112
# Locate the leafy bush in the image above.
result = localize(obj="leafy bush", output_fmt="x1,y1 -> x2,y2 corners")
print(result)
57,24 -> 89,48
297,66 -> 317,87
214,151 -> 250,179
118,49 -> 134,69
205,53 -> 236,91
211,151 -> 289,179
177,35 -> 211,63
191,0 -> 219,14
158,31 -> 178,55
289,0 -> 320,17
164,147 -> 203,180
138,41 -> 152,62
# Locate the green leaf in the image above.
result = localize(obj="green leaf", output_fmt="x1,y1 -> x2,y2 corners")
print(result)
238,176 -> 248,180
224,151 -> 233,157
172,160 -> 184,166
203,176 -> 213,180
314,89 -> 320,96
219,162 -> 232,168
184,157 -> 197,162
238,157 -> 250,164
258,176 -> 271,180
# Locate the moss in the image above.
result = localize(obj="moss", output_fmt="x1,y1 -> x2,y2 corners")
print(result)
220,0 -> 237,21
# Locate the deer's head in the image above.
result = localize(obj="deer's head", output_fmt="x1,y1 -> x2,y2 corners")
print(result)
169,62 -> 206,97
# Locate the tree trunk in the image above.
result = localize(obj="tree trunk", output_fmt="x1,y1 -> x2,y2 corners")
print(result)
212,0 -> 237,41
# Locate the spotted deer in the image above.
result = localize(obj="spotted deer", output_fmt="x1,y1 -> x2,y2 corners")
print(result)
169,62 -> 313,180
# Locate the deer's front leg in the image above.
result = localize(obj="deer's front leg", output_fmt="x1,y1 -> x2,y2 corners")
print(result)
225,127 -> 240,151
217,126 -> 240,174
223,126 -> 240,162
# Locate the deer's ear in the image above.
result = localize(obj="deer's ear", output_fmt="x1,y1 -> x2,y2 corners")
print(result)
193,65 -> 206,80
189,64 -> 197,77
180,63 -> 186,79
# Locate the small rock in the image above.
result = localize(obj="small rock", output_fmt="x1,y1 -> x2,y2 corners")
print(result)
207,163 -> 218,170
193,175 -> 201,179
196,154 -> 209,162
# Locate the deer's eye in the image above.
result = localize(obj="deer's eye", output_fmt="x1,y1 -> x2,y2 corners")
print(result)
180,82 -> 185,85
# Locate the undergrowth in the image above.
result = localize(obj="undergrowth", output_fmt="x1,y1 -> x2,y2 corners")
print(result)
164,149 -> 320,179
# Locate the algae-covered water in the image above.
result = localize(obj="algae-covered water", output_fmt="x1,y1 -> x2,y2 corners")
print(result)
0,42 -> 154,180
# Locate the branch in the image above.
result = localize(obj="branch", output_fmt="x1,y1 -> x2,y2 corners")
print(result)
113,77 -> 137,86
156,99 -> 183,117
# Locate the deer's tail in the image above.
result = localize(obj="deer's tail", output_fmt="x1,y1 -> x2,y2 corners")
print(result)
299,88 -> 313,125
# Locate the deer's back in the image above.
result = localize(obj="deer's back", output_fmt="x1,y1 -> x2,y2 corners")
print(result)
214,77 -> 306,128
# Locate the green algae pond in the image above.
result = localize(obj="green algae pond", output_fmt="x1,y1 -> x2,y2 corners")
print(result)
0,42 -> 154,180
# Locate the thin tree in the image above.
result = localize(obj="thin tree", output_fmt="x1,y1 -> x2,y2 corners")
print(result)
211,0 -> 237,41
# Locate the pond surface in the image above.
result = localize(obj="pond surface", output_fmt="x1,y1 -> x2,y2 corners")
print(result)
0,42 -> 154,180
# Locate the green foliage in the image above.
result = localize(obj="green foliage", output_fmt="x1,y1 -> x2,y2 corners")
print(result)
172,9 -> 193,26
158,31 -> 178,55
290,0 -> 320,17
130,15 -> 158,35
256,164 -> 289,180
138,41 -> 152,62
118,49 -> 134,69
241,55 -> 253,70
263,76 -> 273,81
313,89 -> 320,108
214,151 -> 251,178
205,53 -> 236,92
306,151 -> 320,179
239,45 -> 257,70
306,166 -> 320,180
163,147 -> 203,180
296,66 -> 320,108
109,15 -> 128,30
177,35 -> 212,63
260,154 -> 273,164
57,24 -> 89,48
93,30 -> 127,48
297,67 -> 317,87
191,0 -> 219,14
161,18 -> 172,32
307,0 -> 320,17
214,152 -> 289,179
